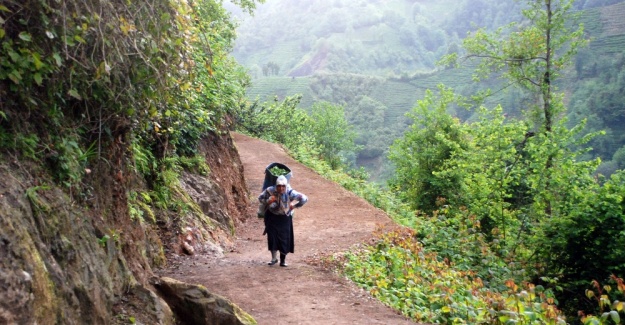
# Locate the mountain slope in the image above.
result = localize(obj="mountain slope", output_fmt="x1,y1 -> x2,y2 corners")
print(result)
233,0 -> 625,180
0,132 -> 253,324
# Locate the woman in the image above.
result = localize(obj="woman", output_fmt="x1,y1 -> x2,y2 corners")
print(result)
258,175 -> 308,267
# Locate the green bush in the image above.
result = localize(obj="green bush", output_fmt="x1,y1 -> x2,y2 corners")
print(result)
341,228 -> 566,324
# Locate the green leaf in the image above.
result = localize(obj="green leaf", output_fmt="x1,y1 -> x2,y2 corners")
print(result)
74,35 -> 86,44
609,310 -> 620,323
32,52 -> 44,70
0,28 -> 5,39
18,32 -> 32,42
8,70 -> 21,84
68,89 -> 81,100
8,50 -> 20,62
52,53 -> 62,67
0,5 -> 10,12
34,73 -> 43,86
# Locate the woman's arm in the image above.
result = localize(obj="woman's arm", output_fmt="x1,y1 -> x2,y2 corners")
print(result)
258,187 -> 278,206
288,189 -> 308,209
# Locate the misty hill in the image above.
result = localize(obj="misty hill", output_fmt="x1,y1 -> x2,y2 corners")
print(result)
230,0 -> 625,181
230,0 -> 524,77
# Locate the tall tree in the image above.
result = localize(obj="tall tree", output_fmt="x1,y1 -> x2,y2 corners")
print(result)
459,0 -> 586,132
309,101 -> 359,169
445,0 -> 587,216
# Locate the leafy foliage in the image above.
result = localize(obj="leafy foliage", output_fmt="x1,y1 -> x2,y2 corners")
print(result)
0,0 -> 261,196
535,171 -> 625,316
234,95 -> 311,150
340,228 -> 566,324
308,101 -> 359,169
580,276 -> 625,325
268,166 -> 289,177
234,95 -> 361,171
388,86 -> 468,213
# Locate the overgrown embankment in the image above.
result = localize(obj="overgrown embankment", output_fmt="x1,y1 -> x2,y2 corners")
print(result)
0,131 -> 256,324
0,0 -> 263,323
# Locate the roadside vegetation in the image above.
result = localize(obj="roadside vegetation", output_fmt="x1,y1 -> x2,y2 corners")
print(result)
234,0 -> 625,324
1,0 -> 262,217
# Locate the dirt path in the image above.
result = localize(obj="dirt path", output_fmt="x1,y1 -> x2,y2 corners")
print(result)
161,133 -> 418,325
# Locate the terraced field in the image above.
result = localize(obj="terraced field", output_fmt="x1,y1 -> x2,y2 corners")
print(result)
370,81 -> 422,125
245,63 -> 478,129
583,1 -> 625,54
242,1 -> 625,178
246,77 -> 315,108
599,1 -> 625,36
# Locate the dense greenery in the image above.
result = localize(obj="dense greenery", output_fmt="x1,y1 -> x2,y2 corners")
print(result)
0,0 -> 263,222
235,0 -> 625,324
4,0 -> 624,323
234,95 -> 360,170
233,0 -> 625,182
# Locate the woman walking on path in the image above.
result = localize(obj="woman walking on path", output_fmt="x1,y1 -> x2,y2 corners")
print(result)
258,175 -> 308,267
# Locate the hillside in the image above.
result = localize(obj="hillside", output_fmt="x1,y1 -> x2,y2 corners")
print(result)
230,0 -> 524,76
234,0 -> 625,180
0,131 -> 255,324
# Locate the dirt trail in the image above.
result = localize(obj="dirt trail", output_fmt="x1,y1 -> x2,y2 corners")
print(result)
161,133 -> 418,325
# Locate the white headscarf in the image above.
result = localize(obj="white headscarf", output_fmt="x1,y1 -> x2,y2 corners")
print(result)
276,175 -> 288,186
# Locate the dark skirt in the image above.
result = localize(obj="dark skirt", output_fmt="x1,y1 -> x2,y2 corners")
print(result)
264,211 -> 294,254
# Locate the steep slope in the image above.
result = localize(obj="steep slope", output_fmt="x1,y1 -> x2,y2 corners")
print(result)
0,131 -> 253,324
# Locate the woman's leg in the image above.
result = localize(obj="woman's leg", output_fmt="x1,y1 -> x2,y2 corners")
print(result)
268,250 -> 278,265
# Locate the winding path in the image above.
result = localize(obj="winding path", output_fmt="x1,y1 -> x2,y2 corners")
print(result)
163,133 -> 418,325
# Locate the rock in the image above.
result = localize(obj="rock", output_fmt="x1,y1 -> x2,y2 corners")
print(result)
180,172 -> 235,233
0,131 -> 250,324
129,285 -> 175,325
154,277 -> 256,325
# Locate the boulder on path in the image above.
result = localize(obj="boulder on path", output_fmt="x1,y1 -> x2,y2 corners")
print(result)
153,277 -> 256,325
